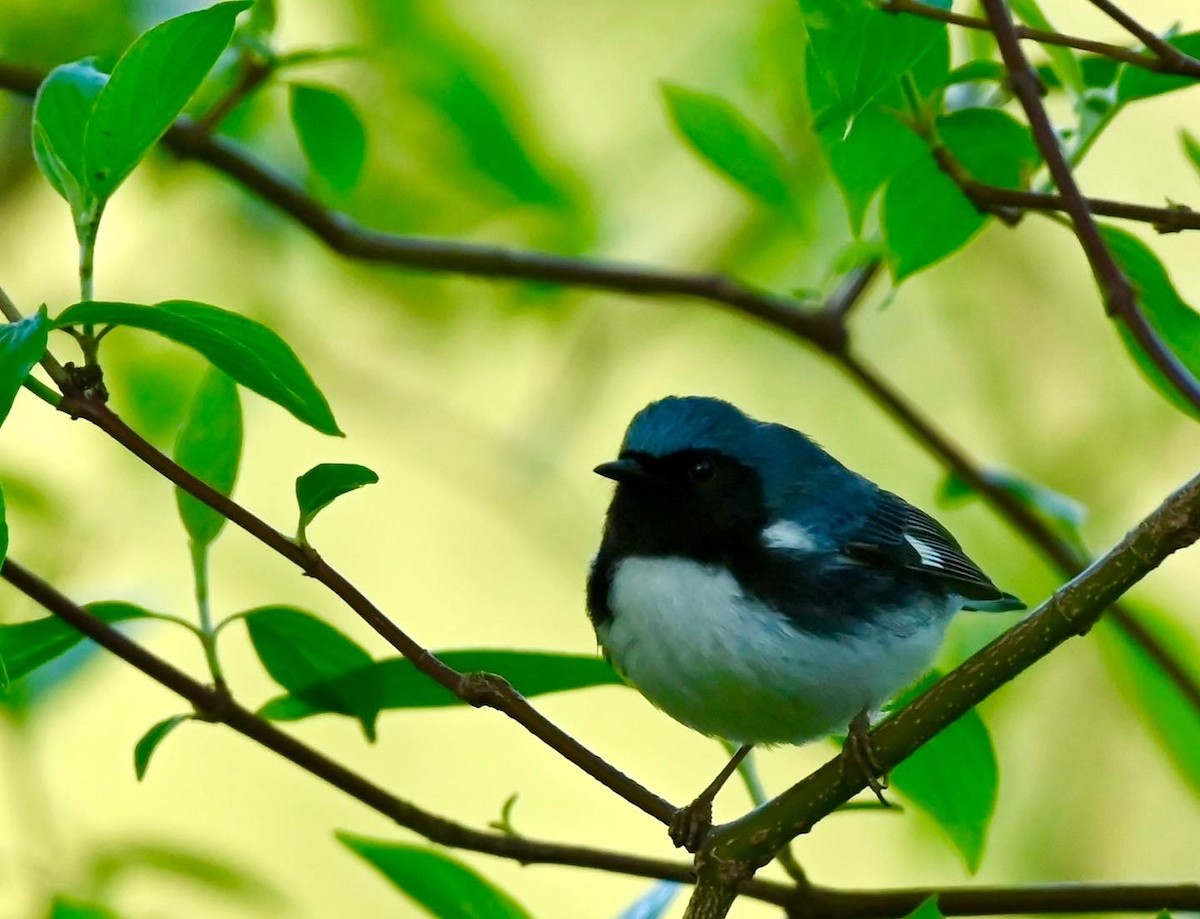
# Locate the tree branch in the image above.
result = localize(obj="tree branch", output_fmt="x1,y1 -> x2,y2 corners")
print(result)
1085,0 -> 1200,72
981,0 -> 1200,416
50,388 -> 674,827
686,466 -> 1200,916
0,558 -> 741,898
8,556 -> 1196,918
879,0 -> 1200,78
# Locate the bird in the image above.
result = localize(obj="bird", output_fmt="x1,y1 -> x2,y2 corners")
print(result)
586,396 -> 1023,850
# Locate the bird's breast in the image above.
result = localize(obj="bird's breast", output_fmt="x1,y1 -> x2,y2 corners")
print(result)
596,555 -> 949,745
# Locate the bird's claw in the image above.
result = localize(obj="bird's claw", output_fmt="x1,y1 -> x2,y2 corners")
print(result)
844,709 -> 891,807
669,798 -> 713,852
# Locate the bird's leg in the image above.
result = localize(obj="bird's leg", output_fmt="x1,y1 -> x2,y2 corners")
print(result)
842,708 -> 891,806
670,743 -> 753,852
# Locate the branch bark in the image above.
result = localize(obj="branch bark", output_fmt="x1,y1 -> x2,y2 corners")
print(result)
879,0 -> 1200,77
980,0 -> 1200,415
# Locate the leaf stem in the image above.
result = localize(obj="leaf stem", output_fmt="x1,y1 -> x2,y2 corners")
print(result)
189,539 -> 226,690
21,376 -> 61,408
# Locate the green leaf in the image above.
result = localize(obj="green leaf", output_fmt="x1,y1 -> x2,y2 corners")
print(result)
940,467 -> 1086,550
31,60 -> 108,222
1099,225 -> 1200,420
884,108 -> 1039,279
88,840 -> 281,905
889,673 -> 998,872
337,834 -> 531,919
259,650 -> 620,721
1096,610 -> 1200,797
289,83 -> 368,192
1009,0 -> 1084,95
819,108 -> 926,235
48,897 -> 121,919
295,463 -> 378,538
84,1 -> 252,201
1118,33 -> 1200,102
0,601 -> 151,689
902,897 -> 944,919
945,60 -> 1007,86
389,10 -> 568,209
799,0 -> 950,127
0,484 -> 7,606
1183,130 -> 1200,179
134,714 -> 190,781
661,84 -> 794,210
243,606 -> 382,740
54,300 -> 341,435
174,369 -> 242,549
0,310 -> 50,428
244,0 -> 277,42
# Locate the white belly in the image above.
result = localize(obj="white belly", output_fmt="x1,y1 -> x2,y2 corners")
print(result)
597,556 -> 951,744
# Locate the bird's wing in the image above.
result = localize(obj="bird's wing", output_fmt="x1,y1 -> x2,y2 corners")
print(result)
842,490 -> 1023,609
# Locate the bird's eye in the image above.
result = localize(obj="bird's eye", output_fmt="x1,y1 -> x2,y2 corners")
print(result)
688,458 -> 715,483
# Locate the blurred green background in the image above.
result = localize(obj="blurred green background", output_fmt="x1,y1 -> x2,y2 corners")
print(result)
0,0 -> 1198,916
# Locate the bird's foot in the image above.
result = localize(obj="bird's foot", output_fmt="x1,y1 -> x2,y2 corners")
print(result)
670,796 -> 714,853
843,708 -> 891,806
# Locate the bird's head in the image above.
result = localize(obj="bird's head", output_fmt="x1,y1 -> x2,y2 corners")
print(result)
595,396 -> 811,557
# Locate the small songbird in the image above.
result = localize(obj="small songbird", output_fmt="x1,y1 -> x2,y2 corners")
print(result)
587,396 -> 1022,850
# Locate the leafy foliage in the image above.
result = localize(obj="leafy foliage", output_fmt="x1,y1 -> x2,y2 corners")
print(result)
338,834 -> 531,919
243,606 -> 383,740
661,84 -> 795,211
1096,610 -> 1200,797
889,672 -> 999,872
134,714 -> 191,781
174,369 -> 242,549
1100,226 -> 1200,420
54,300 -> 341,435
84,2 -> 251,201
295,463 -> 379,540
0,602 -> 151,690
259,650 -> 621,721
290,83 -> 368,192
0,309 -> 50,427
31,3 -> 249,229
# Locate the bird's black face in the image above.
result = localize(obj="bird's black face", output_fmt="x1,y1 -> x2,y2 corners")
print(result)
595,449 -> 767,560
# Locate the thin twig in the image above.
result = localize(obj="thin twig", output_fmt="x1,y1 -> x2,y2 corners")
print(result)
981,0 -> 1200,415
878,0 -> 1200,78
194,53 -> 273,137
51,391 -> 674,827
1085,0 -> 1200,71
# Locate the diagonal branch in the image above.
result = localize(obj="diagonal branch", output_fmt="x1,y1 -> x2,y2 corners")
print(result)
48,386 -> 674,827
0,558 -> 753,899
1085,0 -> 1200,71
7,557 -> 1198,918
879,0 -> 1200,78
686,466 -> 1200,917
980,0 -> 1200,415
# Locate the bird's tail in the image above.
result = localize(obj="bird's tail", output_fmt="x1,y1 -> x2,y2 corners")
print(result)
963,592 -> 1026,613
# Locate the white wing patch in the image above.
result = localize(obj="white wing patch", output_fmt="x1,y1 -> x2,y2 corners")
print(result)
760,519 -> 817,552
905,533 -> 947,568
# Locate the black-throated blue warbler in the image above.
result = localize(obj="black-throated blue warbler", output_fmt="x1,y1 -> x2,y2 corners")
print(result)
587,396 -> 1022,849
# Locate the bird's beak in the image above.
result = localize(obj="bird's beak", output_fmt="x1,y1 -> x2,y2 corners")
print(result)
593,456 -> 646,482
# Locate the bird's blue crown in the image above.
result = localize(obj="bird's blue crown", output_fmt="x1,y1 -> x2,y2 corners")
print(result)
620,396 -> 854,511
